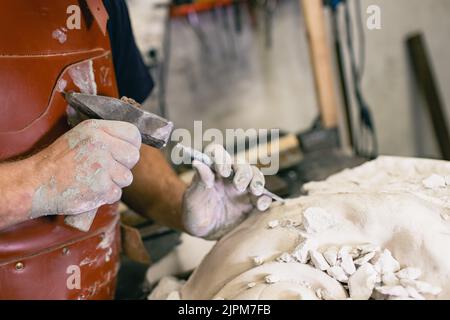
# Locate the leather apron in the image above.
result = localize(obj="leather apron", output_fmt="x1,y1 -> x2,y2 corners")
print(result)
0,0 -> 121,299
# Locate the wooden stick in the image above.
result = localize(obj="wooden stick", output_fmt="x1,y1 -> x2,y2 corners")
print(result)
407,33 -> 450,160
301,0 -> 339,128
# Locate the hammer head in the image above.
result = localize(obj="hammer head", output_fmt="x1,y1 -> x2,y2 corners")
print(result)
65,92 -> 173,148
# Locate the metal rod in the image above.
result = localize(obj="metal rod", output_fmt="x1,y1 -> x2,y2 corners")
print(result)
330,5 -> 355,152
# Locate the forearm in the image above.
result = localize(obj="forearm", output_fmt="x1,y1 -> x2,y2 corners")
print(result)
0,157 -> 37,229
122,145 -> 187,231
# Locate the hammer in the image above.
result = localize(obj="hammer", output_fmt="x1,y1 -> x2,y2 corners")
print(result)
64,92 -> 174,232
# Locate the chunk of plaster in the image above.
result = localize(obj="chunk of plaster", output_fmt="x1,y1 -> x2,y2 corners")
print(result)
277,252 -> 294,263
349,247 -> 361,259
267,220 -> 279,228
265,274 -> 280,284
339,250 -> 356,275
348,263 -> 378,300
291,239 -> 318,263
310,250 -> 330,271
303,207 -> 335,233
358,243 -> 381,255
396,267 -> 422,280
372,249 -> 400,274
281,219 -> 301,227
405,286 -> 425,300
327,266 -> 349,282
354,252 -> 376,266
381,272 -> 399,286
400,279 -> 442,295
422,174 -> 446,189
323,246 -> 338,267
375,285 -> 409,297
252,256 -> 264,266
315,288 -> 325,299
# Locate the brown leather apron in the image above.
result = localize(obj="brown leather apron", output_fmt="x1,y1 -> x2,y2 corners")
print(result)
0,0 -> 121,299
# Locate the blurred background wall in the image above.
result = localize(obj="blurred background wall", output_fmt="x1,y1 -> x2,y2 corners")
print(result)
128,0 -> 450,158
354,0 -> 450,158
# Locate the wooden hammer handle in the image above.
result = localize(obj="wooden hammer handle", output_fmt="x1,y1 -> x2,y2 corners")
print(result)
301,0 -> 339,128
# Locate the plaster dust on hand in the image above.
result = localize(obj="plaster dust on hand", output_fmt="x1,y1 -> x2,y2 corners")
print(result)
176,156 -> 450,300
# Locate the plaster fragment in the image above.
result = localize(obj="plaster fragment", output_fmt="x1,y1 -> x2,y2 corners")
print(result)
267,220 -> 279,229
303,207 -> 335,233
388,296 -> 414,300
315,288 -> 323,299
252,256 -> 264,266
375,285 -> 409,297
327,266 -> 349,282
265,274 -> 280,284
354,251 -> 376,266
291,238 -> 318,263
348,263 -> 377,300
339,250 -> 356,275
400,279 -> 442,295
395,267 -> 422,280
422,174 -> 446,189
381,272 -> 399,286
349,247 -> 361,259
338,245 -> 351,256
281,219 -> 301,227
277,252 -> 293,263
323,246 -> 338,266
310,250 -> 330,270
358,243 -> 381,255
372,249 -> 400,274
405,286 -> 425,300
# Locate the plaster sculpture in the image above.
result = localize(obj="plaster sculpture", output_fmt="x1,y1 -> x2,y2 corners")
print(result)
177,157 -> 450,300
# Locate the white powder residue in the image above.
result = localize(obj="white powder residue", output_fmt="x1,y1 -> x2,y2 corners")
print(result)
56,78 -> 67,93
97,226 -> 116,250
68,60 -> 97,95
52,28 -> 67,44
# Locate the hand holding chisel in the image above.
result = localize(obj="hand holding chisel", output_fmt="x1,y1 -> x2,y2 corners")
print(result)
63,92 -> 174,232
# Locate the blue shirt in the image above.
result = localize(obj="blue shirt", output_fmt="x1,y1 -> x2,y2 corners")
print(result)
104,0 -> 154,103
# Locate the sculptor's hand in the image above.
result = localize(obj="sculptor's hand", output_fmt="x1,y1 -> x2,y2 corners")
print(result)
182,144 -> 272,240
29,119 -> 141,218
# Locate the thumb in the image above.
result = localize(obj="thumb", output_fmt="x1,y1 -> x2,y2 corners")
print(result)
191,160 -> 215,189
